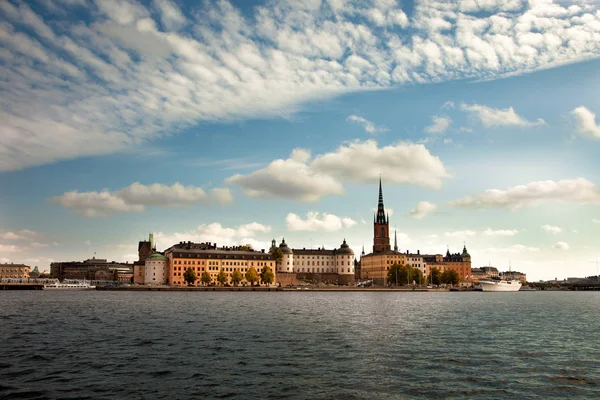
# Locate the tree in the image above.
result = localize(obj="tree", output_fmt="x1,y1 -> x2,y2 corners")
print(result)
269,247 -> 284,265
200,271 -> 211,286
410,268 -> 424,286
245,266 -> 259,286
239,245 -> 251,251
230,269 -> 243,286
428,267 -> 442,285
183,267 -> 197,286
260,266 -> 275,286
217,270 -> 228,285
441,269 -> 460,286
387,263 -> 408,286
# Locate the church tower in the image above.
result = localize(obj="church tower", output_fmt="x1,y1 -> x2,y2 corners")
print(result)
373,178 -> 391,253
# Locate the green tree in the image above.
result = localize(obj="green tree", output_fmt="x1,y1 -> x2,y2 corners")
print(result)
217,270 -> 228,285
441,269 -> 460,286
428,267 -> 442,285
245,266 -> 259,286
260,266 -> 275,286
410,267 -> 425,285
269,247 -> 284,265
387,263 -> 408,286
239,245 -> 251,251
183,267 -> 197,286
200,271 -> 211,286
231,269 -> 243,286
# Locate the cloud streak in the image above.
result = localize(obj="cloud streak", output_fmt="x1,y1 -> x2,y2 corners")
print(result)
1,0 -> 600,171
49,182 -> 233,217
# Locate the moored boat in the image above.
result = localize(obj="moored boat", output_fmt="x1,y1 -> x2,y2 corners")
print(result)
43,279 -> 96,290
478,278 -> 522,292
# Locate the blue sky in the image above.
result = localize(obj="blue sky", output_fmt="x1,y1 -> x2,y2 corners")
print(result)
1,0 -> 600,280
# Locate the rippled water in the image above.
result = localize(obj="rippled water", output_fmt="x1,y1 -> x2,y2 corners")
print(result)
1,291 -> 598,399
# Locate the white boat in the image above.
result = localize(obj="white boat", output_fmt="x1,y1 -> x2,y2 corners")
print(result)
478,279 -> 522,292
43,279 -> 96,290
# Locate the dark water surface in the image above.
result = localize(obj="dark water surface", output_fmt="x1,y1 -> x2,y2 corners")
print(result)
0,291 -> 598,399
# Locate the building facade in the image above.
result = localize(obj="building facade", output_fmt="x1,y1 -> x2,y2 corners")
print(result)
144,253 -> 168,285
423,247 -> 472,282
164,242 -> 276,286
273,238 -> 355,276
0,263 -> 31,279
50,258 -> 133,281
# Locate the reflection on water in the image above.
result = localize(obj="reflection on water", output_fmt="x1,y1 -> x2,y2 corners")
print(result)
1,291 -> 599,399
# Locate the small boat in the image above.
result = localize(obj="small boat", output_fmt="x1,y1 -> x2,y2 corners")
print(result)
43,279 -> 96,290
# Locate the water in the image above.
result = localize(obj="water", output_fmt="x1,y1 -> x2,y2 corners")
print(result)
0,291 -> 598,399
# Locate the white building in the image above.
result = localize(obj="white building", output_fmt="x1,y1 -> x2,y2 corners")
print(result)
273,238 -> 355,275
144,253 -> 168,285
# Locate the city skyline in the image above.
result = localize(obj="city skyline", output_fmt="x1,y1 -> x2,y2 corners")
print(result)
1,0 -> 600,281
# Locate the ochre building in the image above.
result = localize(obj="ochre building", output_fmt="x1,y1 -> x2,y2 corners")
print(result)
0,263 -> 31,279
164,242 -> 276,286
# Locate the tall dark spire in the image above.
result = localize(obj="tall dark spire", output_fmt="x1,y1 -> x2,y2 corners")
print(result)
376,176 -> 386,224
394,229 -> 398,252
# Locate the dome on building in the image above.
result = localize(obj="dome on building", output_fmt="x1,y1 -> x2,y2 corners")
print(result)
337,239 -> 354,255
279,238 -> 293,254
462,245 -> 471,258
146,253 -> 168,261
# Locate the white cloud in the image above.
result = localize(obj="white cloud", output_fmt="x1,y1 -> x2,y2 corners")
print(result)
49,182 -> 232,217
593,219 -> 600,224
1,229 -> 41,241
2,0 -> 600,171
228,140 -> 450,201
30,242 -> 49,248
153,222 -> 272,251
0,244 -> 26,253
483,228 -> 519,236
450,178 -> 600,209
347,115 -> 388,134
424,116 -> 452,134
483,244 -> 540,253
460,103 -> 545,127
310,140 -> 451,190
443,138 -> 453,144
225,149 -> 344,202
571,106 -> 600,139
84,240 -> 92,245
445,230 -> 476,238
553,241 -> 569,250
286,212 -> 357,232
541,224 -> 562,234
409,201 -> 437,219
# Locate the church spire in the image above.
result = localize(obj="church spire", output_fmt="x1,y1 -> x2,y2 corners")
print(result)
394,229 -> 398,252
376,176 -> 386,224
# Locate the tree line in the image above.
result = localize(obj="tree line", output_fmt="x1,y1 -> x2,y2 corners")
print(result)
386,264 -> 460,286
182,265 -> 274,287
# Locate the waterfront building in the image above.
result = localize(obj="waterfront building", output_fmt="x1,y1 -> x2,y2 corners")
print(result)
0,263 -> 31,279
133,233 -> 156,284
481,266 -> 500,278
50,257 -> 132,281
501,270 -> 527,283
164,241 -> 276,286
423,246 -> 472,282
144,253 -> 168,285
274,238 -> 355,275
360,179 -> 472,285
360,180 -> 408,285
29,266 -> 40,278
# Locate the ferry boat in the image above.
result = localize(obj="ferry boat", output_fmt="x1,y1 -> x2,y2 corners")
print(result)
43,279 -> 96,290
478,278 -> 522,292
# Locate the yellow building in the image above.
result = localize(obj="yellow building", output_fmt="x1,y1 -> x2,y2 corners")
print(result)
164,242 -> 276,286
360,251 -> 407,285
0,263 -> 31,279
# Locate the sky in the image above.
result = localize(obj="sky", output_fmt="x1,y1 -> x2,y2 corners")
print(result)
1,0 -> 600,281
